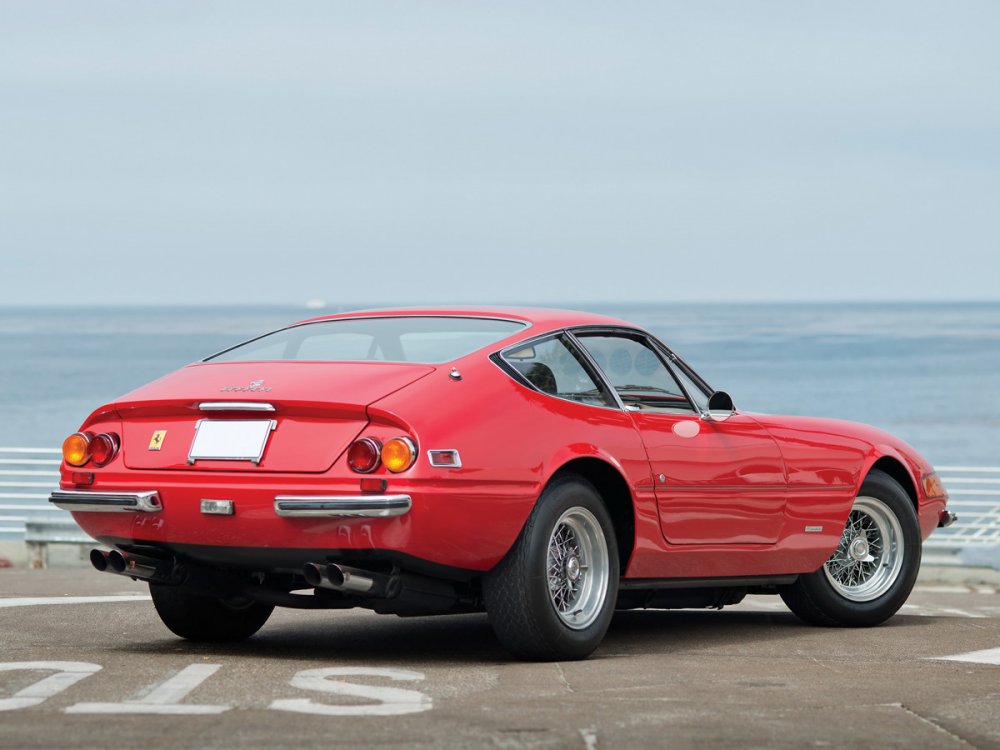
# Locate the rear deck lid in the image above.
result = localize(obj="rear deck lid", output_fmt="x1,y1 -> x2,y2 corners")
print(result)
118,361 -> 433,472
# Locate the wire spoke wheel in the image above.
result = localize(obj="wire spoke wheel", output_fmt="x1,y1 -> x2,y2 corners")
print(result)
545,507 -> 610,630
823,496 -> 904,602
483,476 -> 619,659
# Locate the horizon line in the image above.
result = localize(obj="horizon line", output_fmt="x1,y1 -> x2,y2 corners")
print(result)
0,298 -> 997,310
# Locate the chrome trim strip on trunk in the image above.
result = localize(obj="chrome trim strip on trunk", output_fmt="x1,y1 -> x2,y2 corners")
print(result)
49,489 -> 162,513
274,494 -> 412,518
198,401 -> 276,412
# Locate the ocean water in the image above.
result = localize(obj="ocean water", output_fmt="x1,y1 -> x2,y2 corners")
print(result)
1,302 -> 998,469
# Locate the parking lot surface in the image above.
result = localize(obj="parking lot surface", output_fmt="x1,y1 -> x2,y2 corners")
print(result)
1,568 -> 999,749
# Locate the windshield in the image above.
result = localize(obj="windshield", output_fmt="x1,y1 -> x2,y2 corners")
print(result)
207,316 -> 527,364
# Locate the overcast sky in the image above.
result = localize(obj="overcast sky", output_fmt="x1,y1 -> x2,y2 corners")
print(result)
2,2 -> 998,307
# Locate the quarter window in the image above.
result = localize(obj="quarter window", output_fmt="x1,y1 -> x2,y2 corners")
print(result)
575,333 -> 694,412
500,335 -> 614,408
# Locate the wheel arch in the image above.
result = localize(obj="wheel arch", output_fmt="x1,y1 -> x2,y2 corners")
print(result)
867,456 -> 918,510
550,457 -> 635,572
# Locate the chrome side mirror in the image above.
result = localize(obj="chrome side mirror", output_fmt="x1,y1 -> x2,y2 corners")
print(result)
702,391 -> 735,423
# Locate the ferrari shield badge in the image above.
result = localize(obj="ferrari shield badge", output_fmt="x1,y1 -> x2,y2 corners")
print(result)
148,430 -> 167,450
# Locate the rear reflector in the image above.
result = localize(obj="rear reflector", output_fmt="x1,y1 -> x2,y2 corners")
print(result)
360,478 -> 388,493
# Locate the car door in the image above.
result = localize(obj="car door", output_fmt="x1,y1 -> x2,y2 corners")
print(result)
572,330 -> 788,545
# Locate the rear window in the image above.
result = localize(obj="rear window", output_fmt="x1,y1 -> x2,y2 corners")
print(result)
207,316 -> 526,364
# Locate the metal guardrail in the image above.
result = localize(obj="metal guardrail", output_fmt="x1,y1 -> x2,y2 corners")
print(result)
0,447 -> 66,538
1,448 -> 997,566
924,466 -> 1000,563
0,447 -> 93,567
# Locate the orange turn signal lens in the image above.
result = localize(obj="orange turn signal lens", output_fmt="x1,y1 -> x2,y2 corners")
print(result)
381,437 -> 417,473
62,432 -> 93,467
923,472 -> 947,499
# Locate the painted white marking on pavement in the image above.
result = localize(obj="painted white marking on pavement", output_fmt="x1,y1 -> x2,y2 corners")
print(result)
0,662 -> 102,711
931,648 -> 1000,666
914,585 -> 973,595
580,728 -> 599,750
0,595 -> 151,608
938,607 -> 987,619
66,664 -> 231,715
270,667 -> 432,716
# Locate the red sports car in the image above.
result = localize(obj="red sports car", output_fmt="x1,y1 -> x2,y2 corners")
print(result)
52,307 -> 955,660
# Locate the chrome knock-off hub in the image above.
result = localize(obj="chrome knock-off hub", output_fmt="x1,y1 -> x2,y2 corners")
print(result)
565,555 -> 582,582
849,536 -> 871,561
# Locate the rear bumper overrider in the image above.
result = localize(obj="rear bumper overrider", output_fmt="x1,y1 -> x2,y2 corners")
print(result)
50,490 -> 162,513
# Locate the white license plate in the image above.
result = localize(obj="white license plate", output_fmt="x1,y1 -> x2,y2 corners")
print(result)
188,419 -> 276,464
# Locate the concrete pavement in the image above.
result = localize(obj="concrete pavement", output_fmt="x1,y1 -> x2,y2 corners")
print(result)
1,568 -> 998,749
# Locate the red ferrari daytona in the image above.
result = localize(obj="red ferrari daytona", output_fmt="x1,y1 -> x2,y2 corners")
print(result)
53,307 -> 955,660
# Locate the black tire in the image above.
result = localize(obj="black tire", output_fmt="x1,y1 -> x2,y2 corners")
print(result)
150,583 -> 274,642
780,469 -> 921,627
483,475 -> 619,661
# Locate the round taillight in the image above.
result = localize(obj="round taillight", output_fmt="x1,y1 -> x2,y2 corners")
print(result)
62,432 -> 93,467
381,437 -> 417,473
90,432 -> 121,467
347,438 -> 382,473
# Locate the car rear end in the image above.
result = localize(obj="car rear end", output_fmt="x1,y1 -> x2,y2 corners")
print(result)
50,314 -> 535,617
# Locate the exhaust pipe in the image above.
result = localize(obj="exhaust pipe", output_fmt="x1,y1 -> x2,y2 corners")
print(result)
327,564 -> 380,594
89,548 -> 110,572
302,563 -> 395,597
90,548 -> 169,581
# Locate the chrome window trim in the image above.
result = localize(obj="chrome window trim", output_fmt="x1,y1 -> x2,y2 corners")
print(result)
49,490 -> 162,513
274,494 -> 412,518
562,330 -> 628,412
645,337 -> 715,405
567,325 -> 704,414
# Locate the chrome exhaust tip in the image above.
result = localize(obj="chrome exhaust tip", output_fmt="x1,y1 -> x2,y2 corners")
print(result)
302,562 -> 386,596
302,562 -> 327,589
326,564 -> 376,594
89,548 -> 110,572
107,549 -> 128,574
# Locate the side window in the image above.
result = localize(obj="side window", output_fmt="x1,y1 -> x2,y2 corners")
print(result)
501,336 -> 614,407
575,333 -> 694,413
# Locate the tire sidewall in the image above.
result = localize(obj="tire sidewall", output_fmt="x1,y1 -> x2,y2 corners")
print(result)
802,470 -> 921,626
519,477 -> 620,657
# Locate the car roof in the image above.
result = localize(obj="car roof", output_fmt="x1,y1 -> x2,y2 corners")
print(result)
293,306 -> 640,333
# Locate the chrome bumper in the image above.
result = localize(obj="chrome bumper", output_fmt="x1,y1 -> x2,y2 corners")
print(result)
938,510 -> 958,528
274,494 -> 412,518
50,490 -> 162,513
